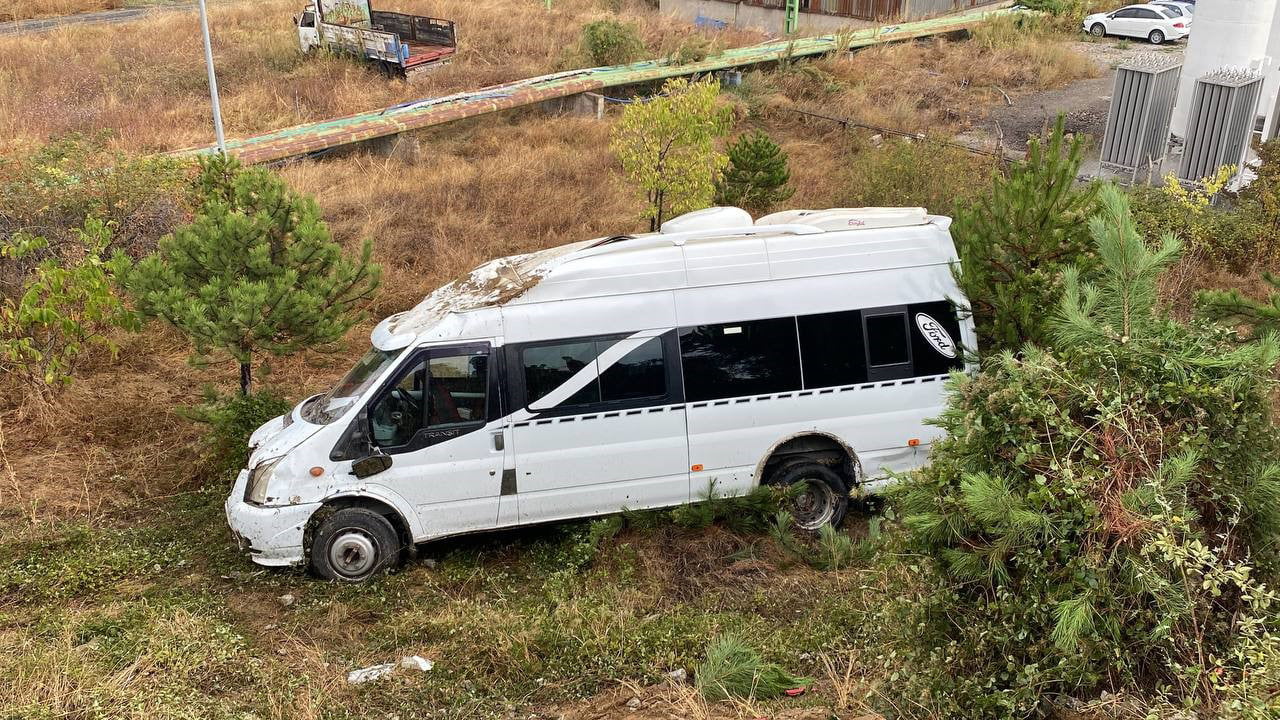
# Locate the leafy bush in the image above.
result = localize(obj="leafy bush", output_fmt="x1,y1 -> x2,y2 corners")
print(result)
0,218 -> 139,389
0,133 -> 191,295
188,388 -> 292,480
612,77 -> 730,231
952,116 -> 1100,353
714,131 -> 794,216
695,634 -> 810,701
122,154 -> 380,395
1129,166 -> 1266,272
842,137 -> 997,216
895,187 -> 1280,718
580,20 -> 645,66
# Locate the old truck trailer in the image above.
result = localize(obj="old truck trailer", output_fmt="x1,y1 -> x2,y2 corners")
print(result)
296,0 -> 456,76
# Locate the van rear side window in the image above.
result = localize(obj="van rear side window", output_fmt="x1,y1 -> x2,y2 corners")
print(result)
522,335 -> 669,410
797,310 -> 866,388
679,318 -> 802,402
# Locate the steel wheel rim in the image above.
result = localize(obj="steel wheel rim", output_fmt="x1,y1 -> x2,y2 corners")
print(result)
1151,31 -> 1163,43
1091,24 -> 1104,36
791,478 -> 837,530
329,529 -> 378,578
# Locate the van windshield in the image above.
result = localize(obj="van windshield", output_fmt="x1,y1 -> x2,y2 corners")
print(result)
301,348 -> 399,424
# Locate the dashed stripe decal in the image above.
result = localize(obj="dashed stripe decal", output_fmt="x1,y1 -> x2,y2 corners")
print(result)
509,374 -> 949,427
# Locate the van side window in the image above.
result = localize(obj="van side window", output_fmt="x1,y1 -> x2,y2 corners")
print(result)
863,309 -> 912,381
797,310 -> 867,388
600,337 -> 666,401
427,353 -> 488,427
371,360 -> 426,447
300,10 -> 316,26
369,348 -> 490,451
679,318 -> 802,402
523,341 -> 601,407
522,335 -> 669,410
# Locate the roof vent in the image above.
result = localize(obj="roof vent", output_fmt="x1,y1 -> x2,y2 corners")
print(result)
660,206 -> 753,234
756,207 -> 928,231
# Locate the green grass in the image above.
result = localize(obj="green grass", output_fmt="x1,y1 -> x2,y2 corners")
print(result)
0,487 -> 898,718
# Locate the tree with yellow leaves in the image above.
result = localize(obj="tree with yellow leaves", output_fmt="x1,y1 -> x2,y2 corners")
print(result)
610,77 -> 731,232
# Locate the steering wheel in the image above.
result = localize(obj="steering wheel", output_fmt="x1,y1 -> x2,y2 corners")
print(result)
371,388 -> 422,444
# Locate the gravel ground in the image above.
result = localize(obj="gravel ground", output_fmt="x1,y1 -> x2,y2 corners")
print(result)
959,38 -> 1186,154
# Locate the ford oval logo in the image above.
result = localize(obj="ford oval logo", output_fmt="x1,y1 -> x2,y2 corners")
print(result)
915,313 -> 957,359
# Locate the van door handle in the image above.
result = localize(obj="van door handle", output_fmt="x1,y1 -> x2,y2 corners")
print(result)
492,432 -> 504,451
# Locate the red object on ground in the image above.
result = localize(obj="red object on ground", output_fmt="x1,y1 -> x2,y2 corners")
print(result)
784,687 -> 806,697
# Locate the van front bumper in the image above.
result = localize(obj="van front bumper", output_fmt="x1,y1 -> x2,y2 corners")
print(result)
224,469 -> 321,568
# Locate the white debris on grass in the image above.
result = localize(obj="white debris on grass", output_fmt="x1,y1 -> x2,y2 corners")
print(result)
346,656 -> 434,684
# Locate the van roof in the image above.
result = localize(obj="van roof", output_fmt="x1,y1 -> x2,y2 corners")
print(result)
372,207 -> 955,350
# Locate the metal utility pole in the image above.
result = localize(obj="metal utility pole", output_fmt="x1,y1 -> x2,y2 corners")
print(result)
197,0 -> 226,153
784,0 -> 798,34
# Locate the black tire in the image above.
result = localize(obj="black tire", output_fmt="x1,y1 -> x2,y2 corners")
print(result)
1148,29 -> 1165,45
1090,23 -> 1106,37
770,460 -> 850,531
309,507 -> 401,582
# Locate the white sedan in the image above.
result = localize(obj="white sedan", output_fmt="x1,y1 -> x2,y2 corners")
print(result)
1083,3 -> 1190,44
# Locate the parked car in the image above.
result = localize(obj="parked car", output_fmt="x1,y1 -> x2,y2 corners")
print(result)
1152,1 -> 1194,18
1083,3 -> 1190,44
224,206 -> 978,581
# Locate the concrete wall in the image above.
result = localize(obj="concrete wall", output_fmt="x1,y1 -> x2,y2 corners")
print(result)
663,0 -> 876,33
660,0 -> 996,33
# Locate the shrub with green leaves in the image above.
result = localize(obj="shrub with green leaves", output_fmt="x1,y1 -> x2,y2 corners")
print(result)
611,77 -> 730,232
0,132 -> 191,295
714,131 -> 794,216
122,154 -> 380,395
0,218 -> 139,389
580,20 -> 645,66
695,634 -> 810,701
952,116 -> 1099,353
895,187 -> 1280,718
187,388 -> 292,480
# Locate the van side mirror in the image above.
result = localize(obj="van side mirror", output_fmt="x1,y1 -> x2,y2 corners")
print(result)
293,14 -> 299,24
352,454 -> 393,478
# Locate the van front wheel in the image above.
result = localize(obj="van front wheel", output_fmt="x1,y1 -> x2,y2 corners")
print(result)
773,461 -> 849,531
310,508 -> 401,582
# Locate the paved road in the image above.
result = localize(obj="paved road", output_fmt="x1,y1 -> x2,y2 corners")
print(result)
0,3 -> 194,37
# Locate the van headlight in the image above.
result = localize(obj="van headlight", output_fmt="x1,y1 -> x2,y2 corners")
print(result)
245,456 -> 285,505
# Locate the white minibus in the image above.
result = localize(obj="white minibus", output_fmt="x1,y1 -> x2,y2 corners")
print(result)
225,206 -> 976,581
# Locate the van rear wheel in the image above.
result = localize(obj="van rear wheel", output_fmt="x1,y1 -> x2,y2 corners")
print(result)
310,508 -> 401,582
772,461 -> 849,531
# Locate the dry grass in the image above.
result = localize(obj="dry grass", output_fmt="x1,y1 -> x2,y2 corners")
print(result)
760,32 -> 1099,135
2,0 -> 128,23
0,0 -> 760,152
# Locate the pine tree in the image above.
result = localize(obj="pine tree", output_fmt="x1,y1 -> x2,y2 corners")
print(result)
895,185 -> 1280,717
611,78 -> 731,232
122,154 -> 380,395
1197,273 -> 1280,339
714,131 -> 794,215
951,115 -> 1100,353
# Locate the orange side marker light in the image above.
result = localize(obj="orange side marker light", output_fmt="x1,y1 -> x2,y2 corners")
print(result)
907,438 -> 921,447
310,466 -> 325,477
691,464 -> 704,472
